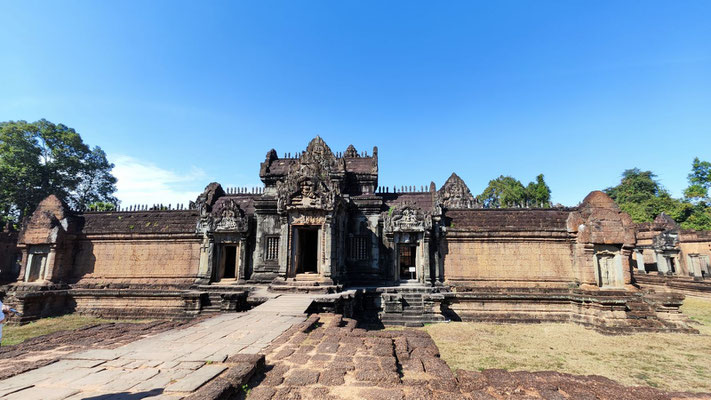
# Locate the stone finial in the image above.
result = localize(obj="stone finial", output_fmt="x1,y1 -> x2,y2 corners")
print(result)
653,212 -> 679,231
344,144 -> 358,158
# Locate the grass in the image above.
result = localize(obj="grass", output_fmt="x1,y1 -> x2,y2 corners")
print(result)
424,296 -> 711,393
2,314 -> 151,346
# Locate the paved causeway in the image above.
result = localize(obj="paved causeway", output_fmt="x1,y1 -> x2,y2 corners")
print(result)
0,294 -> 315,400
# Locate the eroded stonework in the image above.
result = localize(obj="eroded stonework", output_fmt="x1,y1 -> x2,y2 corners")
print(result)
2,137 -> 706,332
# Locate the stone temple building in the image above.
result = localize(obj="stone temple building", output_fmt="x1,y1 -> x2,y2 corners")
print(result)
0,137 -> 709,332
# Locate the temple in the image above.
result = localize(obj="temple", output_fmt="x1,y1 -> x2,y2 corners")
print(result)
0,137 -> 709,332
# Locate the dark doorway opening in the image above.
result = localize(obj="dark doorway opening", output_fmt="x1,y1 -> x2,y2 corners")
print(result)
667,257 -> 676,274
399,244 -> 416,280
223,245 -> 237,279
296,228 -> 319,274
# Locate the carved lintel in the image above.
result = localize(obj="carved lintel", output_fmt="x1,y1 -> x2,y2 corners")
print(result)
384,203 -> 432,233
290,213 -> 326,226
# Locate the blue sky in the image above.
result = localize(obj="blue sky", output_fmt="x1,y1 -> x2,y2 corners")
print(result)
1,1 -> 710,206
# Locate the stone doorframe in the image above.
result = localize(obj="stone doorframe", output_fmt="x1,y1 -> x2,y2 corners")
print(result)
593,244 -> 624,289
284,212 -> 334,281
656,250 -> 680,275
289,225 -> 322,277
24,244 -> 52,282
384,231 -> 432,285
197,233 -> 250,284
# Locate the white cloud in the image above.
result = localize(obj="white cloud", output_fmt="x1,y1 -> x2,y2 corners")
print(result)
111,155 -> 207,208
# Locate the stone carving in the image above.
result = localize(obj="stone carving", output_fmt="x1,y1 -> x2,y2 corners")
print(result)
653,231 -> 679,251
344,144 -> 359,158
194,184 -> 248,234
291,213 -> 326,226
437,173 -> 478,209
211,198 -> 248,233
384,203 -> 432,233
276,137 -> 342,212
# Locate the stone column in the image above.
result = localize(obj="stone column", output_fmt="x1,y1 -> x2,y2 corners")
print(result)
421,234 -> 431,285
322,218 -> 332,279
635,250 -> 645,273
656,251 -> 669,274
238,236 -> 248,281
368,215 -> 380,271
279,217 -> 289,277
195,234 -> 213,284
43,246 -> 57,282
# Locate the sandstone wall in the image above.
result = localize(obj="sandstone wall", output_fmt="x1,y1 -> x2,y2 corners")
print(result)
443,209 -> 576,286
444,239 -> 574,283
678,231 -> 711,276
70,237 -> 201,284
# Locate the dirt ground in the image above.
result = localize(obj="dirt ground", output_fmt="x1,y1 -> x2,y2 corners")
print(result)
246,314 -> 711,400
424,296 -> 711,393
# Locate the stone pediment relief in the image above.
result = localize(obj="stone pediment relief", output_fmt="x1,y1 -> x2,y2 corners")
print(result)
384,203 -> 432,233
197,197 -> 248,234
437,173 -> 479,209
653,231 -> 679,251
276,137 -> 343,213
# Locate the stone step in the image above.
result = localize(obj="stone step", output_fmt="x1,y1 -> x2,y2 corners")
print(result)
293,273 -> 324,281
269,285 -> 338,294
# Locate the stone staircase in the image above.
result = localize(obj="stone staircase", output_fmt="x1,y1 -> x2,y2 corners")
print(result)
379,286 -> 447,327
190,285 -> 250,314
269,274 -> 342,294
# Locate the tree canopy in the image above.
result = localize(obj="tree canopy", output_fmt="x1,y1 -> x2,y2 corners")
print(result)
478,174 -> 552,208
0,119 -> 117,223
605,159 -> 711,230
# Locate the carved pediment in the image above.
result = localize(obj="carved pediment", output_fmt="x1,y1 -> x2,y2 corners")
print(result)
344,144 -> 359,158
384,203 -> 432,233
653,232 -> 679,251
437,173 -> 478,209
300,136 -> 340,172
276,137 -> 343,212
211,198 -> 248,232
197,197 -> 248,234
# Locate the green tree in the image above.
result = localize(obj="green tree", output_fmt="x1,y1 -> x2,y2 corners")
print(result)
605,169 -> 671,222
605,165 -> 710,229
680,157 -> 711,230
478,174 -> 552,208
525,174 -> 552,208
478,176 -> 524,208
683,157 -> 711,204
0,119 -> 117,222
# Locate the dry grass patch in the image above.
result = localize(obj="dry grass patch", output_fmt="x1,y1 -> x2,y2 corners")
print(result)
424,297 -> 711,392
2,314 -> 151,346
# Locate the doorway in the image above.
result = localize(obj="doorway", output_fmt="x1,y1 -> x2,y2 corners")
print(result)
217,244 -> 238,281
666,256 -> 676,274
295,227 -> 319,274
399,244 -> 417,281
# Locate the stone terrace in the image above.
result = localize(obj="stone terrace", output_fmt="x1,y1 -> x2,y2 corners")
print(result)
248,314 -> 711,400
0,295 -> 314,400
